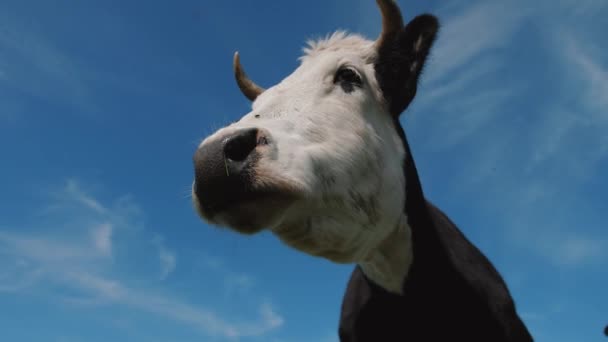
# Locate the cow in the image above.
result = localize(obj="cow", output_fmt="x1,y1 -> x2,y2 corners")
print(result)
192,1 -> 533,340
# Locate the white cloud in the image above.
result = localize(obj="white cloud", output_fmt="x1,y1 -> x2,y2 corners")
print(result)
407,1 -> 530,150
0,237 -> 247,333
0,231 -> 97,265
63,270 -> 283,339
541,236 -> 607,267
514,30 -> 608,184
555,0 -> 608,14
425,1 -> 530,85
0,258 -> 45,293
418,87 -> 515,150
64,179 -> 108,214
151,234 -> 177,280
0,179 -> 284,339
66,271 -> 126,301
224,273 -> 255,296
197,253 -> 258,296
0,11 -> 93,111
559,32 -> 608,115
408,1 -> 608,269
416,57 -> 501,107
159,247 -> 177,280
91,223 -> 113,257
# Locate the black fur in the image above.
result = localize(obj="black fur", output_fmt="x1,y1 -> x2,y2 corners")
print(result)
338,14 -> 533,341
374,14 -> 438,117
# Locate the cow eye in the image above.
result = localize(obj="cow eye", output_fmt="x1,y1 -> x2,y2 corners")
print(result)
334,67 -> 362,93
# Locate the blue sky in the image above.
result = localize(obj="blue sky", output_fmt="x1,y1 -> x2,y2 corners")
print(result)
0,0 -> 606,341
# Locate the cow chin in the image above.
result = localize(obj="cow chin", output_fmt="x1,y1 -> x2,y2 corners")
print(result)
271,219 -> 362,264
193,189 -> 296,235
216,195 -> 295,234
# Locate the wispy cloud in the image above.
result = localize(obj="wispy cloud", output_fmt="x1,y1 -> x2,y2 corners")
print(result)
0,231 -> 101,266
425,1 -> 530,85
408,0 -> 608,269
0,11 -> 93,112
64,179 -> 108,214
407,1 -> 530,150
559,32 -> 608,115
91,223 -> 113,257
64,271 -> 283,339
416,57 -> 501,106
152,234 -> 177,280
0,179 -> 284,339
555,0 -> 608,15
197,253 -> 258,296
159,247 -> 177,280
224,273 -> 255,296
543,236 -> 608,267
517,28 -> 608,182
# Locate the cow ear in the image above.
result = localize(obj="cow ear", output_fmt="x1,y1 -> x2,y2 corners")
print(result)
374,14 -> 439,117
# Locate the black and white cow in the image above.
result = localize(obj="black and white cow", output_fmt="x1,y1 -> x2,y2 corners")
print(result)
192,1 -> 533,340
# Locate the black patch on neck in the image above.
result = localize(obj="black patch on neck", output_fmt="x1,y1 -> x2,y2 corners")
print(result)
339,118 -> 534,341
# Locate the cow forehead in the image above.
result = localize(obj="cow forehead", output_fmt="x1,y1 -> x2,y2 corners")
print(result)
250,33 -> 384,112
300,31 -> 375,63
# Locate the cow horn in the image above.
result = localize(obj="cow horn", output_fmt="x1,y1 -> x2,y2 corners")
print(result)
376,0 -> 404,48
233,52 -> 264,101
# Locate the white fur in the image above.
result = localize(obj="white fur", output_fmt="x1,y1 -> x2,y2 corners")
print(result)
197,32 -> 411,293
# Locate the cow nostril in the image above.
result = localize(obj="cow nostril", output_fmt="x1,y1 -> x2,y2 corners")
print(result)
223,128 -> 259,162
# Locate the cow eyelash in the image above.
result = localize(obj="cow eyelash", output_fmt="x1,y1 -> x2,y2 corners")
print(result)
334,67 -> 362,92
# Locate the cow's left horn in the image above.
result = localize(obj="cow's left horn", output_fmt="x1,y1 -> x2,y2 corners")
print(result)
233,52 -> 264,101
375,0 -> 405,49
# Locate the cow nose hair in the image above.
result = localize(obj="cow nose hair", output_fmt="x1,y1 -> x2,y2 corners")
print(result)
224,127 -> 259,162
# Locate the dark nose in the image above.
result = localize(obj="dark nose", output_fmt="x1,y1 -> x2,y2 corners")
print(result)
224,127 -> 259,165
193,128 -> 260,215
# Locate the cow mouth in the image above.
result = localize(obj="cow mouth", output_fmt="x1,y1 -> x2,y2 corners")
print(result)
192,182 -> 300,234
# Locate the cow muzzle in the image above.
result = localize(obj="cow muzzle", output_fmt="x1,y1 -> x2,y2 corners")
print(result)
193,127 -> 295,233
193,127 -> 265,212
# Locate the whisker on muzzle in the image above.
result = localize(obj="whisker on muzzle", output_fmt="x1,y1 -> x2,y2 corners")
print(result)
181,186 -> 194,200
